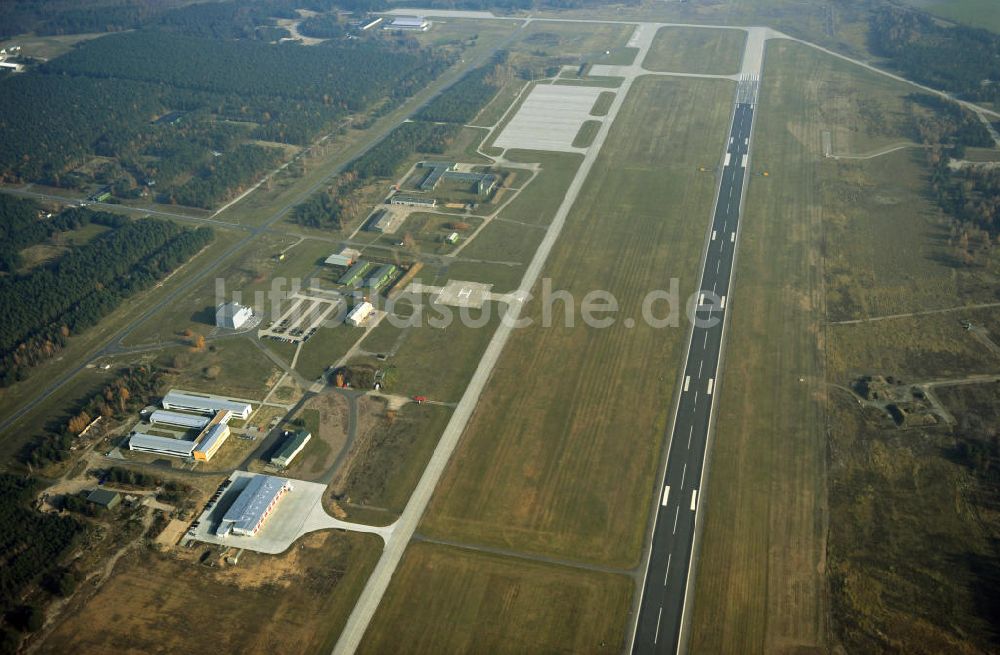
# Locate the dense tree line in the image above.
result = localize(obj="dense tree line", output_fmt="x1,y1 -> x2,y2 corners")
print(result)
0,474 -> 81,621
21,365 -> 163,469
348,121 -> 459,179
1,24 -> 454,195
417,53 -> 511,123
155,1 -> 297,39
160,143 -> 281,208
298,13 -> 347,39
870,7 -> 1000,104
293,120 -> 459,230
0,74 -> 166,182
0,212 -> 212,385
0,0 -> 187,38
930,153 -> 1000,241
908,94 -> 994,155
46,30 -> 450,111
0,196 -> 100,271
292,172 -> 365,229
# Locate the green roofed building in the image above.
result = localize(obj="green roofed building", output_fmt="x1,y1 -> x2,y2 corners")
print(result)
86,488 -> 121,509
270,430 -> 311,468
338,260 -> 371,287
365,264 -> 397,292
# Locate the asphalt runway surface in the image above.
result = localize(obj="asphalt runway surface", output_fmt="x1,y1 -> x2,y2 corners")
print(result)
631,81 -> 757,655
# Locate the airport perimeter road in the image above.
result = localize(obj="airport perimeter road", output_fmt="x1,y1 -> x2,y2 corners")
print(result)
630,75 -> 759,655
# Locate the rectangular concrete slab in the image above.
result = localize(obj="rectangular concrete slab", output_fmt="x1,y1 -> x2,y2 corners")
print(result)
494,84 -> 605,153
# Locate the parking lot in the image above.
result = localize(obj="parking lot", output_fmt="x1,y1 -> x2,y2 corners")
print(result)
258,291 -> 344,343
493,84 -> 605,153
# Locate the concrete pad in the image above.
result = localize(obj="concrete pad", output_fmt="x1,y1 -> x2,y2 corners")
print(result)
494,84 -> 604,153
188,471 -> 391,554
435,280 -> 493,309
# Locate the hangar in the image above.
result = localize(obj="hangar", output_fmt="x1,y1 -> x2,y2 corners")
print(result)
216,475 -> 291,538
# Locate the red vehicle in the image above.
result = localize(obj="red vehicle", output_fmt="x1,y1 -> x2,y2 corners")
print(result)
412,395 -> 427,404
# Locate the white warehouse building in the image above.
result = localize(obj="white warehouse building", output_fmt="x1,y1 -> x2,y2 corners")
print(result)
216,302 -> 253,329
384,15 -> 430,31
148,409 -> 211,430
162,390 -> 252,419
128,431 -> 198,458
346,301 -> 374,327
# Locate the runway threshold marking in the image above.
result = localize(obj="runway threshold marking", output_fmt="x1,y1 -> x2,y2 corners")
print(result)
661,485 -> 671,507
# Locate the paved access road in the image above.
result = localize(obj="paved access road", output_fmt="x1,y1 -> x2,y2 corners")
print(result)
631,77 -> 758,655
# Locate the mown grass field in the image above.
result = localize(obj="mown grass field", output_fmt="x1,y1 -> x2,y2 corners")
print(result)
688,39 -> 831,654
691,37 -> 1000,655
420,75 -> 734,567
358,542 -> 632,655
642,26 -> 747,75
39,532 -> 380,655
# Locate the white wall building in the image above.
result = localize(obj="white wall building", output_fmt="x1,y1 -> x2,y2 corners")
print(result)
346,301 -> 374,327
148,410 -> 211,430
162,390 -> 251,419
216,302 -> 252,329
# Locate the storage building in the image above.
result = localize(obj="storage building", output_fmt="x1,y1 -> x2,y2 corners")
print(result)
216,475 -> 291,537
325,247 -> 361,268
346,301 -> 375,327
216,302 -> 253,329
148,410 -> 210,430
270,430 -> 312,467
162,390 -> 252,419
364,209 -> 393,233
365,264 -> 397,292
86,489 -> 121,509
193,423 -> 230,462
390,194 -> 436,208
129,431 -> 199,457
384,15 -> 430,31
337,260 -> 372,287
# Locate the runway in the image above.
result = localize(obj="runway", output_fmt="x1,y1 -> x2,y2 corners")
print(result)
631,74 -> 759,655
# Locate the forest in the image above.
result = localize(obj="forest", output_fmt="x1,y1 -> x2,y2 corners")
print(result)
20,366 -> 164,469
0,209 -> 213,386
45,31 -> 450,110
416,53 -> 511,124
348,121 -> 458,179
0,23 -> 454,206
159,143 -> 282,208
292,120 -> 458,229
870,7 -> 1000,103
0,196 -> 103,272
0,474 -> 81,640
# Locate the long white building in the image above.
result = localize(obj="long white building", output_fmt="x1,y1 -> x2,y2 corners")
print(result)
148,409 -> 210,430
346,302 -> 374,327
162,390 -> 252,419
128,431 -> 198,458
